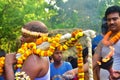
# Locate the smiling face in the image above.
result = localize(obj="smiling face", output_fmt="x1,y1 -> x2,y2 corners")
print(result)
106,12 -> 120,32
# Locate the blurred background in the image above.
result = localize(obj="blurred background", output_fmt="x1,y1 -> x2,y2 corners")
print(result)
0,0 -> 120,53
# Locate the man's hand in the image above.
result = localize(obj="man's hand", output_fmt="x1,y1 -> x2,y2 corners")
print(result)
5,53 -> 17,80
63,69 -> 76,79
5,53 -> 17,65
110,70 -> 120,79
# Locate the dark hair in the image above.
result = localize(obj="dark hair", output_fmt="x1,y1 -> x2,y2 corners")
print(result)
68,56 -> 74,59
101,17 -> 108,35
49,56 -> 52,60
105,5 -> 120,18
101,23 -> 108,35
23,21 -> 48,33
82,47 -> 94,58
67,56 -> 77,68
0,49 -> 6,57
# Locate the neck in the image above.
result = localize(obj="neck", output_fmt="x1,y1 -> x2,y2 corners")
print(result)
54,61 -> 63,68
111,30 -> 120,37
102,30 -> 120,46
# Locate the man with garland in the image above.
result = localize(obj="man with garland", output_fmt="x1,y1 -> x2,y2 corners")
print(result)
64,5 -> 120,80
5,21 -> 50,80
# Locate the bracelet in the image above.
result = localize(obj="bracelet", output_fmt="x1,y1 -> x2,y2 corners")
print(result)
15,71 -> 31,80
52,75 -> 64,80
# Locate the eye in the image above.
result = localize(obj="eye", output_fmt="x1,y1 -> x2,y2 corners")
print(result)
22,33 -> 29,38
107,17 -> 119,22
112,17 -> 119,21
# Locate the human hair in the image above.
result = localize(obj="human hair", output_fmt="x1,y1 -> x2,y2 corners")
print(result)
0,49 -> 6,57
82,47 -> 94,59
53,47 -> 62,54
101,17 -> 108,35
105,5 -> 120,18
101,23 -> 108,35
67,56 -> 74,62
23,21 -> 48,33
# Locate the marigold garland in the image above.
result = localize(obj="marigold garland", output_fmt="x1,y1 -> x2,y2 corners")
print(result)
76,43 -> 84,79
15,29 -> 84,79
0,29 -> 88,80
16,30 -> 83,68
102,31 -> 120,46
0,57 -> 5,75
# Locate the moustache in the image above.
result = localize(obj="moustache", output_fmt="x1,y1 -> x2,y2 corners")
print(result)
109,24 -> 116,27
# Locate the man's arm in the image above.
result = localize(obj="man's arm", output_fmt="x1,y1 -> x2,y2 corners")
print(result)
109,70 -> 120,79
84,42 -> 102,72
5,53 -> 16,80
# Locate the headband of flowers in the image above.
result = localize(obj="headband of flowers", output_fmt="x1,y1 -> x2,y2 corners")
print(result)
21,28 -> 48,37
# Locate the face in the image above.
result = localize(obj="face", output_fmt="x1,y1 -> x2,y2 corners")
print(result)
52,49 -> 63,62
20,33 -> 36,44
106,12 -> 120,32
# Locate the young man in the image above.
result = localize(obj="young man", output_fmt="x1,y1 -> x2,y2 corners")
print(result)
64,5 -> 120,80
50,48 -> 72,80
5,21 -> 50,80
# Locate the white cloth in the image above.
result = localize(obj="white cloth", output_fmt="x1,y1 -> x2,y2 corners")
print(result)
100,68 -> 109,80
101,40 -> 120,80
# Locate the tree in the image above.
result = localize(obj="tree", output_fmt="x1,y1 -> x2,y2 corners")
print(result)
0,0 -> 57,52
0,0 -> 120,52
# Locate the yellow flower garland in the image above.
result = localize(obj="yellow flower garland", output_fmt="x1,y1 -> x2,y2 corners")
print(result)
0,29 -> 84,80
0,57 -> 5,75
102,31 -> 120,46
76,43 -> 84,79
16,30 -> 83,68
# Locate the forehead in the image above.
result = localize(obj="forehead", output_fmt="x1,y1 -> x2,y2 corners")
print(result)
107,12 -> 120,18
54,50 -> 63,53
22,32 -> 29,36
21,32 -> 32,38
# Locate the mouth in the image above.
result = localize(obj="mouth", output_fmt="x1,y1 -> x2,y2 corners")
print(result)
109,25 -> 116,30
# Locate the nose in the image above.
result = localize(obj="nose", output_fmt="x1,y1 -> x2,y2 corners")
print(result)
58,53 -> 62,57
20,36 -> 24,43
107,18 -> 115,25
109,20 -> 114,24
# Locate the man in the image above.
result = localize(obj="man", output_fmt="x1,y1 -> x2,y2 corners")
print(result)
50,47 -> 72,80
64,5 -> 120,80
5,21 -> 50,80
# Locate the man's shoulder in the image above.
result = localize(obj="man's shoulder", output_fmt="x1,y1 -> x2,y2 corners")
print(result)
50,62 -> 54,67
63,61 -> 72,66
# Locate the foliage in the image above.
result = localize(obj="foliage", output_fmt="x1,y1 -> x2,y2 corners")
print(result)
0,0 -> 57,52
0,0 -> 120,52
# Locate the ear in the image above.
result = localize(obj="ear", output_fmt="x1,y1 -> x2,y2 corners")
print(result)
34,38 -> 38,42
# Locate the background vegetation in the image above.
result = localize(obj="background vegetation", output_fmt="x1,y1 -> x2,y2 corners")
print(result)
0,0 -> 120,52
